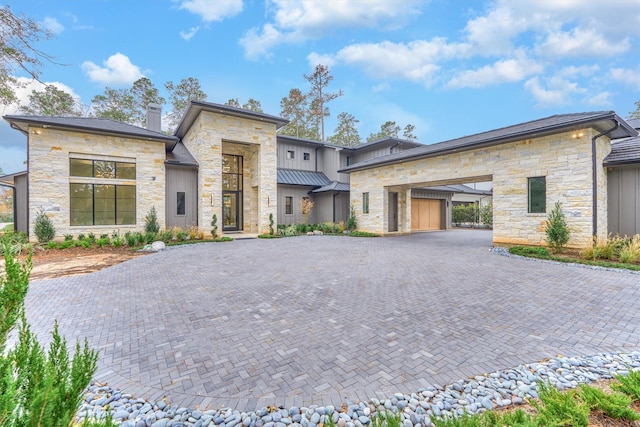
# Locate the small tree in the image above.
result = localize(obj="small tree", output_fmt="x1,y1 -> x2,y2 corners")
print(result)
480,202 -> 493,227
300,198 -> 314,224
268,213 -> 274,236
33,208 -> 55,243
546,201 -> 570,253
346,204 -> 357,231
144,206 -> 160,235
211,214 -> 218,240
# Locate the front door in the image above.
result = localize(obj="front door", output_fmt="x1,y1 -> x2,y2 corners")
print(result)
388,192 -> 398,232
222,154 -> 243,231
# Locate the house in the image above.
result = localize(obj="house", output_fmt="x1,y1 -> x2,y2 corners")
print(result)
2,105 -> 639,247
340,111 -> 639,247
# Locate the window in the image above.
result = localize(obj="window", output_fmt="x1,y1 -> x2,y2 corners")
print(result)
528,177 -> 546,213
303,152 -> 310,161
346,156 -> 353,166
287,150 -> 295,159
69,158 -> 137,226
177,192 -> 185,215
363,192 -> 369,214
285,196 -> 293,215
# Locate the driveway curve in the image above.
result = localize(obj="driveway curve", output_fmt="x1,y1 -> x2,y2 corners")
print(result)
24,230 -> 640,411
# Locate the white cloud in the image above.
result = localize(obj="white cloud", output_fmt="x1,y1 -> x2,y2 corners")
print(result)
538,28 -> 629,58
180,26 -> 200,41
524,76 -> 585,107
179,0 -> 243,22
240,0 -> 426,59
557,65 -> 600,78
42,17 -> 64,34
372,83 -> 391,93
610,67 -> 640,91
1,77 -> 81,116
586,92 -> 611,106
81,53 -> 144,85
462,6 -> 526,56
307,52 -> 335,68
447,52 -> 543,88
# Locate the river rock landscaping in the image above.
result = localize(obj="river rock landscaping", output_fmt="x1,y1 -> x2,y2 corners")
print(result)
77,351 -> 640,427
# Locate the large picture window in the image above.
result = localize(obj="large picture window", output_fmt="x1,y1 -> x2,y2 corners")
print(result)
70,158 -> 137,226
528,176 -> 546,213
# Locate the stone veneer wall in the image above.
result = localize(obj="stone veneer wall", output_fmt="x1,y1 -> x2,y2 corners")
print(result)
27,126 -> 166,241
349,129 -> 611,247
180,111 -> 277,235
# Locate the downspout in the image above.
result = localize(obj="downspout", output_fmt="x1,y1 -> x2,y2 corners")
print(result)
591,120 -> 619,236
332,191 -> 338,223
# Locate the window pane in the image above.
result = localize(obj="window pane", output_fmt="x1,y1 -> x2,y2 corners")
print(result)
70,159 -> 93,177
223,154 -> 239,173
94,184 -> 115,225
363,192 -> 369,214
528,177 -> 546,213
94,161 -> 116,178
116,186 -> 136,225
70,183 -> 93,225
116,162 -> 136,179
285,196 -> 293,215
222,174 -> 238,190
177,192 -> 185,215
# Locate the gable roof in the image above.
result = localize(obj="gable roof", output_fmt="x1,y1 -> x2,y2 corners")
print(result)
604,136 -> 640,167
165,141 -> 198,167
311,181 -> 350,193
3,115 -> 178,150
340,111 -> 637,173
175,100 -> 289,138
277,169 -> 330,187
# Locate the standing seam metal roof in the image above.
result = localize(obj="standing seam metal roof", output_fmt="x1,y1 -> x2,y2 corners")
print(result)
277,169 -> 330,187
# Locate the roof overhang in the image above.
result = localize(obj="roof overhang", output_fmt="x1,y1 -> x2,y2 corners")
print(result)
0,171 -> 27,188
175,101 -> 289,139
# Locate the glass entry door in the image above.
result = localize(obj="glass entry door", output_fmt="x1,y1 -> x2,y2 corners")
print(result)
222,154 -> 243,231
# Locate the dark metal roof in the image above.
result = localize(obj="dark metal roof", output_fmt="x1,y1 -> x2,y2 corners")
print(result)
3,115 -> 178,150
165,142 -> 198,167
627,118 -> 640,130
277,169 -> 330,187
175,100 -> 289,138
421,184 -> 493,195
311,181 -> 350,193
276,134 -> 424,152
340,111 -> 637,173
604,136 -> 640,166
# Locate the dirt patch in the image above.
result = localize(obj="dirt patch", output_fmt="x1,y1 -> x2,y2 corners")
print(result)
3,246 -> 149,280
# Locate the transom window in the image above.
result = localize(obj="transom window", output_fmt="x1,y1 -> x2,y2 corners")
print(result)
528,176 -> 546,213
70,159 -> 136,179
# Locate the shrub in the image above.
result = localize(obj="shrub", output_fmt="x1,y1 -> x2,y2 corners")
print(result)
144,206 -> 160,235
545,201 -> 570,253
111,231 -> 124,247
87,232 -> 96,243
509,245 -> 549,257
479,202 -> 493,227
46,241 -> 58,249
77,233 -> 86,241
349,230 -> 378,237
96,237 -> 110,248
619,235 -> 640,263
612,368 -> 640,401
346,204 -> 357,231
33,208 -> 55,243
211,214 -> 218,240
268,213 -> 275,236
158,229 -> 173,243
452,203 -> 479,226
532,382 -> 589,427
64,234 -> 73,241
144,231 -> 156,244
175,229 -> 188,241
124,231 -> 136,247
0,245 -> 98,426
300,198 -> 314,224
579,384 -> 639,420
581,235 -> 623,260
0,231 -> 30,256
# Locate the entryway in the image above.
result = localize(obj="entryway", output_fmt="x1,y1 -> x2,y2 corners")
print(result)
222,154 -> 243,231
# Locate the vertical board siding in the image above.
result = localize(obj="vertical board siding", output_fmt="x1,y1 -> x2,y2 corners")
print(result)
166,166 -> 198,229
608,166 -> 640,236
277,185 -> 314,225
277,142 -> 316,171
15,174 -> 28,233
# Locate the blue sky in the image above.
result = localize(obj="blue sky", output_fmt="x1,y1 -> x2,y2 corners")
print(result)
1,0 -> 639,174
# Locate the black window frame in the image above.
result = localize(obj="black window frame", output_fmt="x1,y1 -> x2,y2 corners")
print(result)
285,196 -> 293,215
363,192 -> 369,214
177,191 -> 186,216
303,152 -> 310,161
286,150 -> 295,159
70,183 -> 136,226
528,176 -> 546,213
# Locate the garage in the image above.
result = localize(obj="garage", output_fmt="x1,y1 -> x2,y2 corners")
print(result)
411,198 -> 443,231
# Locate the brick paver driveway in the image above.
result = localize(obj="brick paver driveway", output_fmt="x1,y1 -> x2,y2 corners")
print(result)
24,230 -> 640,411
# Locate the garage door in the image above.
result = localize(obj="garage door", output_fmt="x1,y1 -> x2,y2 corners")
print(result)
411,198 -> 442,231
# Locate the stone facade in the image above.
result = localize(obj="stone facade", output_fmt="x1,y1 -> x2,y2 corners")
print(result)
180,111 -> 277,235
350,129 -> 611,247
27,126 -> 166,240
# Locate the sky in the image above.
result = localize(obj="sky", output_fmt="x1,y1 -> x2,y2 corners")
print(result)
1,0 -> 640,174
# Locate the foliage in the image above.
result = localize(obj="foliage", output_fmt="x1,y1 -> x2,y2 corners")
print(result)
580,235 -> 625,260
452,204 -> 478,226
90,86 -> 136,123
304,64 -> 343,141
96,237 -> 110,248
300,198 -> 314,224
20,84 -> 81,116
0,245 -> 99,427
144,206 -> 160,235
371,410 -> 403,427
479,202 -> 493,227
509,245 -> 549,258
367,121 -> 417,142
0,5 -> 55,105
211,214 -> 218,240
0,231 -> 30,255
619,235 -> 640,263
628,100 -> 640,120
225,97 -> 263,112
269,213 -> 274,236
165,77 -> 207,129
111,230 -> 124,247
432,409 -> 535,427
531,382 -> 589,427
34,207 -> 55,243
327,112 -> 361,147
80,411 -> 119,427
279,88 -> 319,139
545,201 -> 570,253
346,204 -> 357,231
131,77 -> 165,127
348,230 -> 378,237
403,124 -> 417,141
578,384 -> 639,420
612,369 -> 640,401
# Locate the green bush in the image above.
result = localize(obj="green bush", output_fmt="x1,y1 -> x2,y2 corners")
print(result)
33,208 -> 55,243
579,384 -> 639,420
144,206 -> 160,235
509,245 -> 549,258
545,201 -> 570,253
346,204 -> 357,231
0,231 -> 30,256
479,202 -> 493,227
0,244 -> 99,426
96,237 -> 110,248
124,231 -> 136,247
268,213 -> 274,236
613,369 -> 640,402
452,204 -> 479,226
211,214 -> 219,239
349,230 -> 378,237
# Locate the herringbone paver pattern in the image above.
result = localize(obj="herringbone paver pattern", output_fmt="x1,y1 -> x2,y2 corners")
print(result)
24,230 -> 640,411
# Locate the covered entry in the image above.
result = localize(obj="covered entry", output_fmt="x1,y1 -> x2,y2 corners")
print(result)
411,198 -> 442,230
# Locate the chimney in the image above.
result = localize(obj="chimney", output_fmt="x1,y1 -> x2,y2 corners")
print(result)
146,103 -> 162,132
